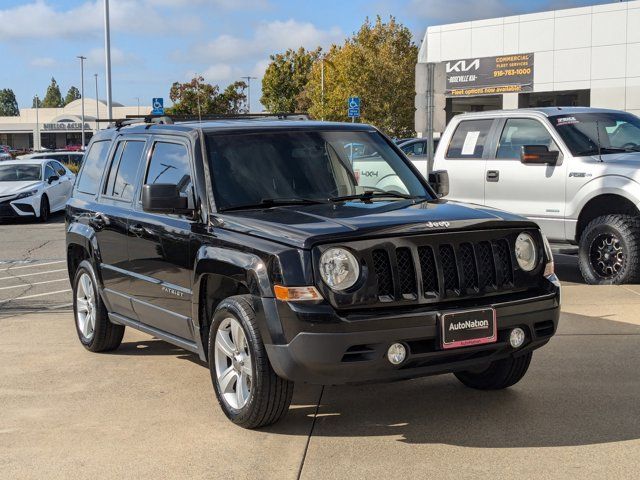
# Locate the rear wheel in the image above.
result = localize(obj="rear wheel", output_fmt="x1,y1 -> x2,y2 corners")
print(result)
578,214 -> 640,285
208,296 -> 293,428
454,352 -> 532,390
38,195 -> 49,223
72,260 -> 124,352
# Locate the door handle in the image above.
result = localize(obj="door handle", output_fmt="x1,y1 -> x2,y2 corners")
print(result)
486,170 -> 500,182
129,224 -> 146,236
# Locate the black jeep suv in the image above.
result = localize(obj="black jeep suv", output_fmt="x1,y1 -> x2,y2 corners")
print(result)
66,118 -> 560,428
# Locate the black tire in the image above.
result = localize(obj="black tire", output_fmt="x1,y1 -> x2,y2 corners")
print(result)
72,260 -> 124,352
39,195 -> 49,223
578,214 -> 640,285
454,352 -> 532,390
208,295 -> 293,429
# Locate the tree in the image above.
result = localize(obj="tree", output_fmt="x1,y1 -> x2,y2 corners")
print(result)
261,47 -> 322,113
166,76 -> 247,116
32,96 -> 42,108
0,89 -> 19,116
64,86 -> 81,105
305,16 -> 418,137
41,77 -> 64,108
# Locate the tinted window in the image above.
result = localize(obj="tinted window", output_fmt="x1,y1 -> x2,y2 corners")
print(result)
145,142 -> 191,194
446,119 -> 494,159
105,141 -> 145,201
52,161 -> 67,176
76,140 -> 111,194
496,119 -> 558,159
45,163 -> 56,180
401,141 -> 426,156
104,141 -> 125,197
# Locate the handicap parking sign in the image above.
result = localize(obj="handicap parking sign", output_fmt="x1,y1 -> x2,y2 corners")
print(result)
152,98 -> 164,115
347,96 -> 360,118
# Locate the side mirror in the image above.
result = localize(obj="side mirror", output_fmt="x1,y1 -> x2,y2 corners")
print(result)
428,170 -> 449,198
48,175 -> 59,184
142,184 -> 191,214
520,145 -> 559,165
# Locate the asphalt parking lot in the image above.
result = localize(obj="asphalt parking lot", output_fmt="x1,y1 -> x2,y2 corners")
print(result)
1,217 -> 639,479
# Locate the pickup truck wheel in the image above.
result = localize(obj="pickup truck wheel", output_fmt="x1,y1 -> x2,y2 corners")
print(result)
209,296 -> 293,429
73,260 -> 125,352
578,215 -> 640,285
454,352 -> 532,390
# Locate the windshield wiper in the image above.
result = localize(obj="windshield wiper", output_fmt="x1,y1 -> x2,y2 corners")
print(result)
329,190 -> 421,203
219,197 -> 328,212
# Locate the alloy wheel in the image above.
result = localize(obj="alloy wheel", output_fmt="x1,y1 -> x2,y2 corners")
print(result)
76,273 -> 96,340
214,317 -> 253,410
589,233 -> 624,278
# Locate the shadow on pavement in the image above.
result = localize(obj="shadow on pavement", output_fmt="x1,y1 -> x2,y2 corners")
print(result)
114,311 -> 640,448
0,210 -> 65,225
554,253 -> 585,284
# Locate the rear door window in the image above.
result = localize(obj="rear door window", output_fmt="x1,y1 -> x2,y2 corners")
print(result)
76,140 -> 111,194
446,119 -> 494,159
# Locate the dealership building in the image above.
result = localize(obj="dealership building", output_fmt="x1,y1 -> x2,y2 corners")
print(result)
0,99 -> 150,150
415,0 -> 640,137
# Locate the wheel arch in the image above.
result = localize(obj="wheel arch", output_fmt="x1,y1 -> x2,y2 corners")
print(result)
575,193 -> 640,243
66,222 -> 103,287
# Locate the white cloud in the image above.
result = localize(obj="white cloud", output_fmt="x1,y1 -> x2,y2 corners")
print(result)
202,64 -> 235,83
0,0 -> 202,40
86,47 -> 139,68
30,57 -> 58,68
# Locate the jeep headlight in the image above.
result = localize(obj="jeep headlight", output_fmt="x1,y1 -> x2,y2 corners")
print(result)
515,232 -> 537,272
16,189 -> 38,200
319,247 -> 359,291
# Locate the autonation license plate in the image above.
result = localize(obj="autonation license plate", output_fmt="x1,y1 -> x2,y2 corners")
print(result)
440,308 -> 497,350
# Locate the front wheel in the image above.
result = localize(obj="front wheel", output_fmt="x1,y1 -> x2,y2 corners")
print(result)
208,296 -> 293,429
578,214 -> 640,285
454,352 -> 532,390
38,195 -> 49,223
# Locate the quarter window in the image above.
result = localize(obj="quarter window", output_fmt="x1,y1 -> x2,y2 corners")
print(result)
446,119 -> 493,159
496,118 -> 559,159
145,142 -> 191,195
104,140 -> 145,201
76,140 -> 111,194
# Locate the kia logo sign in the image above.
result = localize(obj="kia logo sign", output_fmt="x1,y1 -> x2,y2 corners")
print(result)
445,59 -> 480,73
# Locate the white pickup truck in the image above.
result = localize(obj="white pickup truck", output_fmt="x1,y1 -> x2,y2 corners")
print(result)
430,107 -> 640,285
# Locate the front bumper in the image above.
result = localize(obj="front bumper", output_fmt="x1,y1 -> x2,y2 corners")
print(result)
0,196 -> 38,218
265,283 -> 560,385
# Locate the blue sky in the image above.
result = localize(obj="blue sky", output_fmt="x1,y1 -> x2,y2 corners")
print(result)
0,0 -> 607,112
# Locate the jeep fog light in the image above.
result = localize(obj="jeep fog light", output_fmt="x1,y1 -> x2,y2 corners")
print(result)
509,328 -> 526,348
515,233 -> 537,271
319,247 -> 359,291
387,343 -> 407,365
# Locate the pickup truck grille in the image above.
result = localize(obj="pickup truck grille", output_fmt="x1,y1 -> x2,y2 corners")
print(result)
316,229 -> 541,310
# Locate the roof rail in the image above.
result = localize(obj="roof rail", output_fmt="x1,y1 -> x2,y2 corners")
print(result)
96,116 -> 173,129
125,112 -> 310,122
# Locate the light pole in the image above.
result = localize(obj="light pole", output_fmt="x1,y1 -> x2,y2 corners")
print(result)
94,73 -> 99,124
77,55 -> 86,148
241,76 -> 257,113
34,95 -> 40,151
104,0 -> 113,120
321,56 -> 325,120
134,97 -> 140,116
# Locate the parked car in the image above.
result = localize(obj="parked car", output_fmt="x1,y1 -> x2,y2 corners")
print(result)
0,145 -> 11,154
431,107 -> 640,285
0,159 -> 75,221
400,137 -> 440,157
19,151 -> 84,172
66,117 -> 560,429
0,151 -> 11,161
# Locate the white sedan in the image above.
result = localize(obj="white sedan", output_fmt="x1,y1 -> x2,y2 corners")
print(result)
0,159 -> 75,222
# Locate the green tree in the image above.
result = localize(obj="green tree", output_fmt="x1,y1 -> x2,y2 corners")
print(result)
32,96 -> 42,108
305,16 -> 418,137
0,89 -> 19,116
261,47 -> 322,113
166,76 -> 247,116
42,77 -> 64,108
64,86 -> 81,105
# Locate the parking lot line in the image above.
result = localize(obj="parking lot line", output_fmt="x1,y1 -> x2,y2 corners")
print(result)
0,268 -> 67,282
0,278 -> 68,291
0,288 -> 71,303
0,260 -> 66,271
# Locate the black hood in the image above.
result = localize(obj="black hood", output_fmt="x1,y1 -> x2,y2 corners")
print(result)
217,199 -> 538,249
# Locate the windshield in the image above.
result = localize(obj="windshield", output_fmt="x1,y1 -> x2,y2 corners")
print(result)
550,112 -> 640,156
0,164 -> 41,182
205,129 -> 432,211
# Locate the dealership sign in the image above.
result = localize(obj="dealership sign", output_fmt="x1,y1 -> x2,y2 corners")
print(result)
43,121 -> 91,131
444,53 -> 534,96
